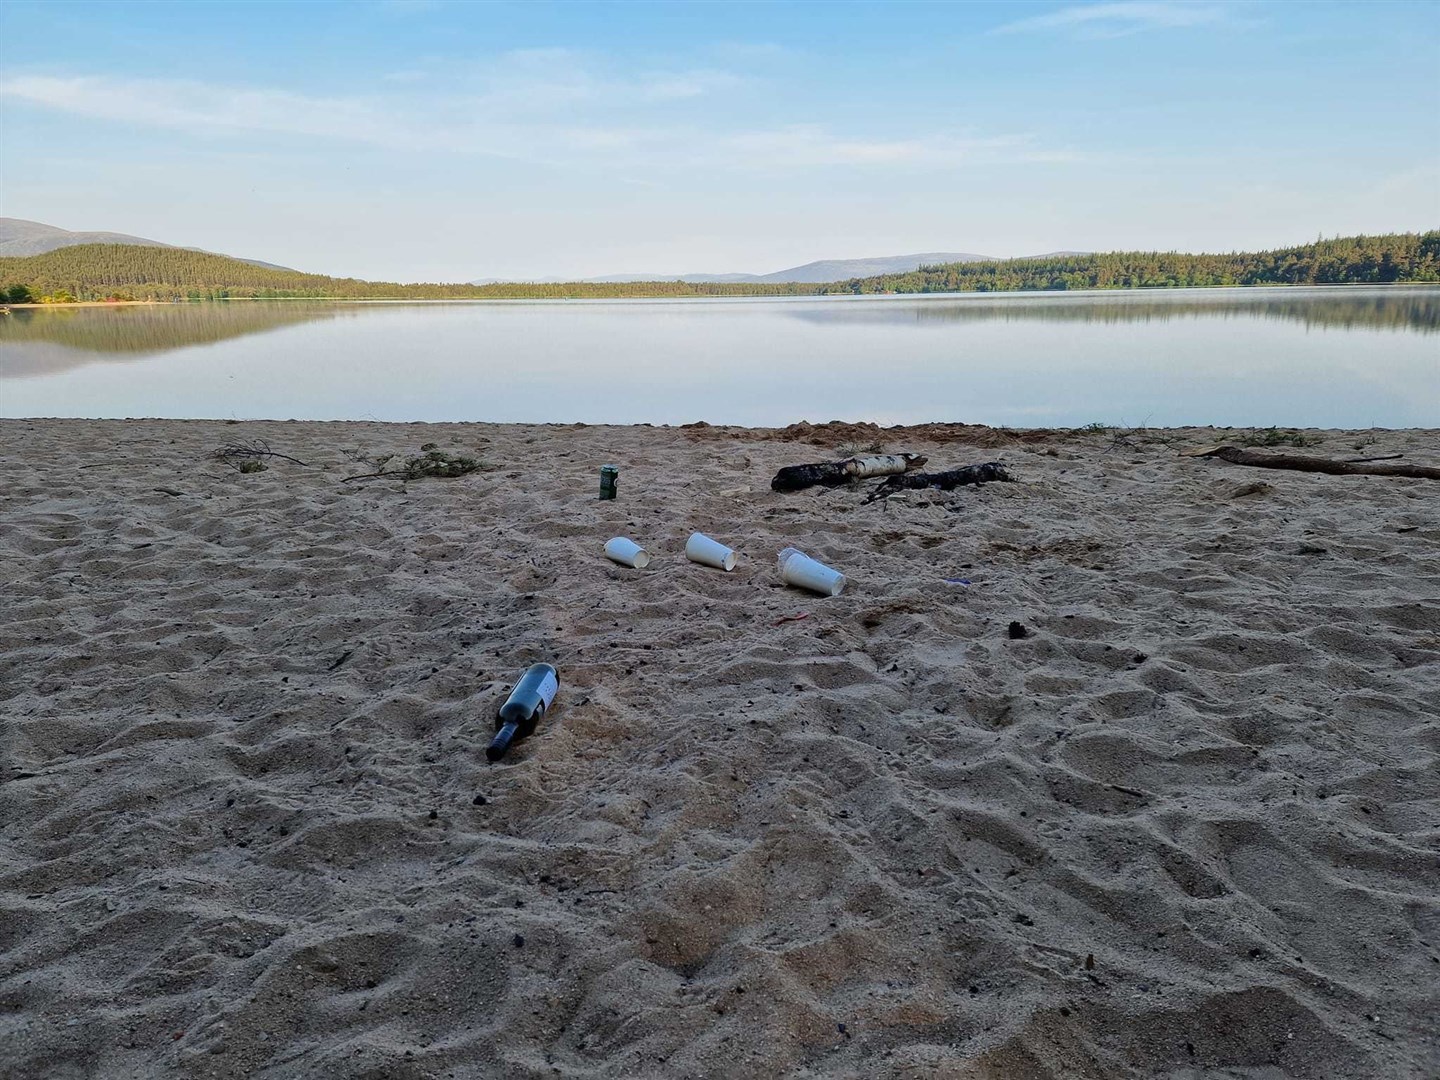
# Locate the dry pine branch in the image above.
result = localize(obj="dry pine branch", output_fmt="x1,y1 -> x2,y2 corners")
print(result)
1187,446 -> 1440,480
211,440 -> 314,470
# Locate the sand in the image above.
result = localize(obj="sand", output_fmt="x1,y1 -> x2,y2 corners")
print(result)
1,418 -> 1437,1080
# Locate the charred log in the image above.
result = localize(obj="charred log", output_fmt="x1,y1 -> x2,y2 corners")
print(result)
863,462 -> 1013,503
771,453 -> 927,492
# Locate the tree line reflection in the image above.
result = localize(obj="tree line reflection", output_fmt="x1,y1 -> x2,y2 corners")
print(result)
781,288 -> 1440,333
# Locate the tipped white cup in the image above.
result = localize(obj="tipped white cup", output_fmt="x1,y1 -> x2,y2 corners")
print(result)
605,537 -> 651,569
778,546 -> 845,596
685,532 -> 738,571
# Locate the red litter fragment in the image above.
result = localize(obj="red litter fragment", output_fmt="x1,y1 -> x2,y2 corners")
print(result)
774,613 -> 810,625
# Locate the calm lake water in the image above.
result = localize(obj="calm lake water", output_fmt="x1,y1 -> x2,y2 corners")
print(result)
1,288 -> 1436,427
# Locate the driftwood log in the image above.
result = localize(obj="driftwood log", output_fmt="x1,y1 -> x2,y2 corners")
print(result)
862,462 -> 1013,504
1189,446 -> 1440,480
771,452 -> 927,492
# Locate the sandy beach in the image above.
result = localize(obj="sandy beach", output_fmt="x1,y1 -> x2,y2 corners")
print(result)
1,417 -> 1436,1079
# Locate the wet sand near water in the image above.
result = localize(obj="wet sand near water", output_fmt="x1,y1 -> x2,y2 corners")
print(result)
2,418 -> 1437,1078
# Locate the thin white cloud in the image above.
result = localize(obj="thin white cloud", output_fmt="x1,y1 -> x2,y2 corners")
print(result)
992,2 -> 1231,37
462,48 -> 747,109
0,75 -> 405,144
716,126 -> 1085,168
0,72 -> 1082,174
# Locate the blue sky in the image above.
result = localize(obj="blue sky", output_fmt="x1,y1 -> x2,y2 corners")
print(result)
1,0 -> 1437,281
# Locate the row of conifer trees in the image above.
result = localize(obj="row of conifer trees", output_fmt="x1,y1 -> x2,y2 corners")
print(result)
1,232 -> 1435,303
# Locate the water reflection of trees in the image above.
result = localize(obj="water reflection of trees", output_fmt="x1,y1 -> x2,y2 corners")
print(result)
0,302 -> 352,357
783,289 -> 1440,333
2,290 -> 1435,383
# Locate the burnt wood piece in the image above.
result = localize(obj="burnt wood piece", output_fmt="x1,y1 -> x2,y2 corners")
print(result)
1195,446 -> 1440,480
771,453 -> 928,493
863,462 -> 1013,503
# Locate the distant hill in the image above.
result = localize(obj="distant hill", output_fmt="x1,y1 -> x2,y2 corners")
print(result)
755,252 -> 998,283
2,233 -> 1434,303
0,244 -> 824,302
0,218 -> 173,257
0,218 -> 294,272
480,252 -> 1000,285
478,251 -> 1102,285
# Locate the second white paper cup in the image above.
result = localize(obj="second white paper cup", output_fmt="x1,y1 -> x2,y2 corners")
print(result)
685,532 -> 738,571
605,537 -> 651,569
778,546 -> 845,596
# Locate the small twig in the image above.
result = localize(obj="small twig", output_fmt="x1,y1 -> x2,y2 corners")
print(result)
1104,423 -> 1178,454
154,487 -> 185,497
327,649 -> 355,672
211,439 -> 314,469
265,451 -> 314,467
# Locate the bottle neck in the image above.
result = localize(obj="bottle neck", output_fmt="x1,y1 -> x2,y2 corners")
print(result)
487,721 -> 520,762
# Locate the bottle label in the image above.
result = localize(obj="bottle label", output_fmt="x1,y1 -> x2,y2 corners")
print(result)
536,669 -> 558,710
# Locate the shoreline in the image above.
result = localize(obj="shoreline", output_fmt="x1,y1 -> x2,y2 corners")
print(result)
0,417 -> 1428,440
0,418 -> 1429,445
3,417 -> 1437,1078
4,279 -> 1437,310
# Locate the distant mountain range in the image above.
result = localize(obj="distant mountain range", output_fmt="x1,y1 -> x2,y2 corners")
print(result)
474,251 -> 1091,285
0,218 -> 294,272
2,220 -> 1088,286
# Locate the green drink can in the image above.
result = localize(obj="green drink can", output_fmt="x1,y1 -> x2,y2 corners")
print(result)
599,465 -> 619,500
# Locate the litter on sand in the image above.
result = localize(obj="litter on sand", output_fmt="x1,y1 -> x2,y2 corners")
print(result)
686,532 -> 739,571
778,547 -> 845,596
604,537 -> 651,569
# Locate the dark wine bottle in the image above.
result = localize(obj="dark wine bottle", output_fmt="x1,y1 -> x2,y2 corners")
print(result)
486,663 -> 559,761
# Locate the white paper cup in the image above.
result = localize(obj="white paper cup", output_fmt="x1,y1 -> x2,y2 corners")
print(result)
685,532 -> 738,571
778,546 -> 845,596
604,537 -> 651,569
